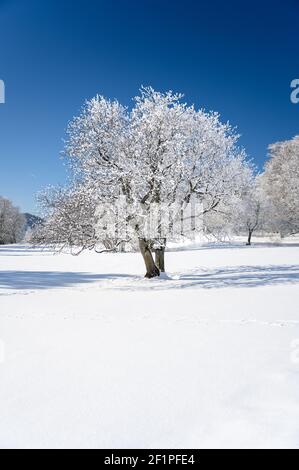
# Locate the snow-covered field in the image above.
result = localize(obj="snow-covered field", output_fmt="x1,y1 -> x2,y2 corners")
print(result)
0,242 -> 299,449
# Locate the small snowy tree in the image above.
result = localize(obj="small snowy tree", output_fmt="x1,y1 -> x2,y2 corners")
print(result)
230,173 -> 271,245
262,136 -> 299,236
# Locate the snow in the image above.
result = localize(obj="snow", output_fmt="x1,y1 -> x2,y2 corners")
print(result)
0,242 -> 299,449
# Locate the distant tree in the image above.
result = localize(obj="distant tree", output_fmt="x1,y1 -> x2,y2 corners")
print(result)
233,176 -> 270,245
0,196 -> 25,244
261,136 -> 299,236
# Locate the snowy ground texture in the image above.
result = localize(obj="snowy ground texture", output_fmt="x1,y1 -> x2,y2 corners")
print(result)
0,241 -> 299,449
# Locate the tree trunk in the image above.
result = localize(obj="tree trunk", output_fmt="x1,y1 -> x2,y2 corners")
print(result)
247,230 -> 253,246
155,247 -> 165,272
139,239 -> 160,278
154,238 -> 166,273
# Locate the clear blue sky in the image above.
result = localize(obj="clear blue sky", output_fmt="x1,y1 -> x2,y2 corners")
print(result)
0,0 -> 298,213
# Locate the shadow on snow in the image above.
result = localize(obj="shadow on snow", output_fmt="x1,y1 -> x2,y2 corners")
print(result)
164,264 -> 299,290
0,271 -> 135,291
0,265 -> 298,292
109,265 -> 299,290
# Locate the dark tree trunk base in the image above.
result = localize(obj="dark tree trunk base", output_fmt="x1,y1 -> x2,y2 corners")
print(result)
144,265 -> 161,279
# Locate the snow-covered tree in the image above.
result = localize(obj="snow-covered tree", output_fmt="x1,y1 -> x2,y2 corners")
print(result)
261,136 -> 299,236
36,88 -> 252,277
0,196 -> 25,244
233,176 -> 269,245
33,183 -> 126,253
